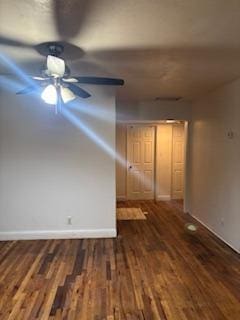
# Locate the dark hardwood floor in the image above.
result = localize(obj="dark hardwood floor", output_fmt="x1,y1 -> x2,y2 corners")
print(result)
0,200 -> 239,319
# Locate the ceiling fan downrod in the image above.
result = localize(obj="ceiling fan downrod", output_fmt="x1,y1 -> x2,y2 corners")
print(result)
47,43 -> 64,57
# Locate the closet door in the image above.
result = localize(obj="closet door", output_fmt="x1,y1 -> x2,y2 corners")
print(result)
127,125 -> 155,200
172,124 -> 184,199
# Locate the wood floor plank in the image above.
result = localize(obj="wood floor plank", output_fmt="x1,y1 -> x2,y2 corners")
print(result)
117,208 -> 146,220
0,200 -> 239,319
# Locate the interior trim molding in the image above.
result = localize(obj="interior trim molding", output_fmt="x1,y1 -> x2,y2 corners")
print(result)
156,195 -> 171,201
116,196 -> 127,201
0,228 -> 117,241
191,214 -> 240,254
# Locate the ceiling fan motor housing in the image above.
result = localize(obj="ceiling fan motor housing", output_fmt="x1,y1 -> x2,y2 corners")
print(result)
47,43 -> 64,57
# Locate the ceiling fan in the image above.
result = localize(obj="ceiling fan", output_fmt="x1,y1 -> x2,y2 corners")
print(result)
16,43 -> 124,113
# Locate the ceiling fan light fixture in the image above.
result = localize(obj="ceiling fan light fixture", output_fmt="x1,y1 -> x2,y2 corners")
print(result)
60,86 -> 76,103
41,84 -> 57,105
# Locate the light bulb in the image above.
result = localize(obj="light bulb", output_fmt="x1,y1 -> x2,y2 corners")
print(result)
41,84 -> 57,105
60,86 -> 76,103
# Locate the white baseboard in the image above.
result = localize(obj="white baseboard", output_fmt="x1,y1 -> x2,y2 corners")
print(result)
191,214 -> 240,254
156,195 -> 171,201
117,196 -> 127,201
0,228 -> 117,241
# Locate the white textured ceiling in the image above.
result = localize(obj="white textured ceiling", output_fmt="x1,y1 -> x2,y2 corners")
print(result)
1,0 -> 240,101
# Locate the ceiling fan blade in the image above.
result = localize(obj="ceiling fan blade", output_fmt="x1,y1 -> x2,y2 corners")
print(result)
32,76 -> 50,81
16,85 -> 38,95
47,55 -> 65,77
62,78 -> 79,83
73,77 -> 124,86
0,35 -> 33,48
53,1 -> 93,40
67,83 -> 91,98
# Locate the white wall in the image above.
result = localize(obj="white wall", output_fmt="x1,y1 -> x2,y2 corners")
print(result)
186,79 -> 240,253
116,123 -> 127,199
0,86 -> 116,240
117,100 -> 191,121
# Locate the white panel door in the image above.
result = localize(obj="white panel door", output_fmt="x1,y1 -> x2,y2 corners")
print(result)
127,126 -> 155,200
172,124 -> 184,199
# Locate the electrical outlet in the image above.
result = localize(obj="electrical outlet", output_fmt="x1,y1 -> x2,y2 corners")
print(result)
220,218 -> 224,226
227,130 -> 234,139
67,216 -> 72,225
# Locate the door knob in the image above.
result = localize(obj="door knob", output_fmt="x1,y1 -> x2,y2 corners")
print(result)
129,165 -> 132,169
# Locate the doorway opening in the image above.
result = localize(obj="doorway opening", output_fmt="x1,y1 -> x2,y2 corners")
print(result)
116,121 -> 188,211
